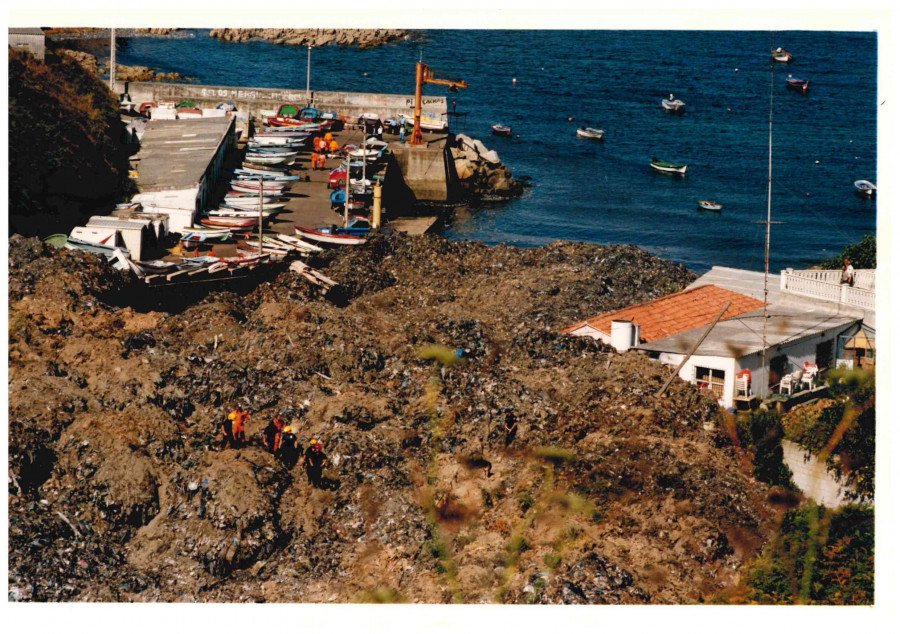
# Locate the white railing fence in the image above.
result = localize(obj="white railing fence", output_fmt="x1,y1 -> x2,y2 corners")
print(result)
780,268 -> 875,310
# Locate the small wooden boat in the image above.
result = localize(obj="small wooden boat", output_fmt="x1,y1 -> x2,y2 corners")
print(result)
208,208 -> 276,219
786,75 -> 810,93
771,47 -> 793,63
200,217 -> 258,229
64,236 -> 131,258
492,124 -> 513,137
697,200 -> 723,212
854,180 -> 877,197
315,216 -> 372,236
276,104 -> 302,119
180,227 -> 232,242
244,153 -> 296,165
294,225 -> 367,246
224,194 -> 277,203
276,233 -> 324,252
229,181 -> 286,195
576,127 -> 604,140
661,95 -> 686,113
43,234 -> 69,247
650,158 -> 688,175
221,200 -> 286,212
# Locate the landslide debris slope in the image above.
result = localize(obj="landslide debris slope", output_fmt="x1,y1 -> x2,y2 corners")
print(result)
8,233 -> 774,603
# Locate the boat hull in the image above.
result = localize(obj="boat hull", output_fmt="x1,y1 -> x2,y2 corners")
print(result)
650,162 -> 688,175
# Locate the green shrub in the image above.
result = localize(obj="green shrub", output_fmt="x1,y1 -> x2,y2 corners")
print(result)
820,233 -> 876,270
736,410 -> 795,489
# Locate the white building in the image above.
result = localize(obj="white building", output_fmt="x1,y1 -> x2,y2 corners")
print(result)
130,117 -> 235,233
564,266 -> 875,410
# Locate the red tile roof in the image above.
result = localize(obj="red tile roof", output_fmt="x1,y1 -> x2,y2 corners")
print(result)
561,285 -> 766,343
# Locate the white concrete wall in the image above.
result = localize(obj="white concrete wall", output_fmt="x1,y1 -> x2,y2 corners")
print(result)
658,352 -> 739,408
782,440 -> 853,508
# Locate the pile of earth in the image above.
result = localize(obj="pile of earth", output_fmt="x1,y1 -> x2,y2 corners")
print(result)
208,28 -> 410,49
8,232 -> 777,603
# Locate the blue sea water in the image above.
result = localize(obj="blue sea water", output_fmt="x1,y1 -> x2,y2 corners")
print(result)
112,29 -> 877,273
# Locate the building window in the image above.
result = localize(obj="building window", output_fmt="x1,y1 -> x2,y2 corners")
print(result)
694,367 -> 725,398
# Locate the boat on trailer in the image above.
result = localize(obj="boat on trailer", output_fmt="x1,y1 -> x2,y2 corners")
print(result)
576,127 -> 604,140
650,158 -> 688,175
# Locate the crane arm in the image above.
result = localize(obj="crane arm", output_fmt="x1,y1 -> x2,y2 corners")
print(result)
411,62 -> 468,146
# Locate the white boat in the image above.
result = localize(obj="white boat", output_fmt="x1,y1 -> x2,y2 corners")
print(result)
347,148 -> 382,162
224,194 -> 277,204
771,47 -> 793,63
275,233 -> 324,252
180,227 -> 232,242
697,200 -> 723,212
661,95 -> 686,113
576,127 -> 604,140
207,208 -> 276,219
244,153 -> 296,165
650,159 -> 688,175
854,180 -> 876,197
229,181 -> 286,194
221,200 -> 286,212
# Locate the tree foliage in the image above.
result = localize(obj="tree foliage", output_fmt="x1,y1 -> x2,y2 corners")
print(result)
820,233 -> 876,270
736,410 -> 796,489
745,504 -> 873,605
8,48 -> 133,236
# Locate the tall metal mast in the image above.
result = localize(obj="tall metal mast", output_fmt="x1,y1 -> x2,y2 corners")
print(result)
760,43 -> 776,398
109,28 -> 116,91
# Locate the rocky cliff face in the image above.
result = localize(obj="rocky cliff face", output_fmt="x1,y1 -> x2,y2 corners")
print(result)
8,233 -> 775,603
209,28 -> 410,49
8,49 -> 133,237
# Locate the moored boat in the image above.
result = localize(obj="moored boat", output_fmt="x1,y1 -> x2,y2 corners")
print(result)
771,47 -> 794,63
786,75 -> 810,93
697,200 -> 723,212
661,94 -> 686,113
854,180 -> 877,197
492,124 -> 513,137
576,127 -> 604,140
650,158 -> 688,175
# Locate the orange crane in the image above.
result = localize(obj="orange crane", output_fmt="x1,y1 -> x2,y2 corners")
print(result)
410,61 -> 468,146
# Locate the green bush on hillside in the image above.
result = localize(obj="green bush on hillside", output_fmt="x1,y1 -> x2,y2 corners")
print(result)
820,233 -> 876,270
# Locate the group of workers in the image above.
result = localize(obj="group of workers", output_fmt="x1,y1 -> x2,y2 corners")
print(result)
220,408 -> 329,489
310,133 -> 340,170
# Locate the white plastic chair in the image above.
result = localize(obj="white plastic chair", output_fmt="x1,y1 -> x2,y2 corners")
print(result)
800,367 -> 818,391
779,370 -> 803,395
735,376 -> 750,398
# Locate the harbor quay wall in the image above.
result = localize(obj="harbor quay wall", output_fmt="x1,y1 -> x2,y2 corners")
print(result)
113,81 -> 447,122
115,81 -> 456,203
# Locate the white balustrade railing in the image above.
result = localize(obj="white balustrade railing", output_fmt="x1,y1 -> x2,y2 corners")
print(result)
780,268 -> 875,310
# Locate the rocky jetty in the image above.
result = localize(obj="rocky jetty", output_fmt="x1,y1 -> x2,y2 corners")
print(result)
104,62 -> 189,83
452,134 -> 525,200
209,28 -> 410,49
8,233 -> 777,603
45,28 -> 187,41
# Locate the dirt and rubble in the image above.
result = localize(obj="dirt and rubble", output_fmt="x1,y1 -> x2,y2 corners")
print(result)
8,232 -> 777,603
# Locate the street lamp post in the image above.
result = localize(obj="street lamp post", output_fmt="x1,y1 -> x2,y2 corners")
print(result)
306,45 -> 312,105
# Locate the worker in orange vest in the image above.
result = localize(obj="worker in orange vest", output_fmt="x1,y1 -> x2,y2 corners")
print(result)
232,409 -> 247,449
324,132 -> 333,145
310,151 -> 320,170
329,139 -> 340,154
